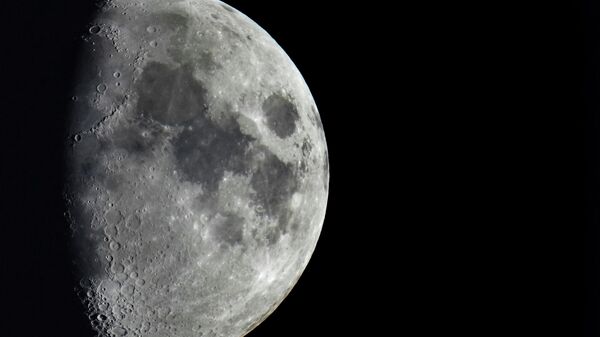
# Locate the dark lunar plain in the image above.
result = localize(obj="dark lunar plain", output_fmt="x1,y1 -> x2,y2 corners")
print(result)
0,0 -> 393,336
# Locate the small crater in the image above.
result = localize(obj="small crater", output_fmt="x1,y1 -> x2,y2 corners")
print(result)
121,284 -> 134,296
105,208 -> 122,225
255,204 -> 265,214
96,83 -> 107,93
110,327 -> 128,336
79,278 -> 93,288
156,306 -> 171,318
89,25 -> 101,34
115,272 -> 128,282
104,224 -> 118,237
111,262 -> 125,274
113,71 -> 121,78
262,93 -> 300,138
109,241 -> 121,251
149,40 -> 158,48
301,138 -> 313,157
98,279 -> 120,299
146,26 -> 157,33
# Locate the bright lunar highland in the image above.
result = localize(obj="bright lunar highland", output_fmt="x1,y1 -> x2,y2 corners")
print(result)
63,0 -> 329,336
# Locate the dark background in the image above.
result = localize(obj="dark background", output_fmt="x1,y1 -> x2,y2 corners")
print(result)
0,0 -> 596,336
583,0 -> 600,336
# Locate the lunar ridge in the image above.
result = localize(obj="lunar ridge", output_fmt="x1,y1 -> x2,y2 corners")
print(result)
64,1 -> 328,336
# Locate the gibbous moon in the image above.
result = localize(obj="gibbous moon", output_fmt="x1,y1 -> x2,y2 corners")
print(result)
64,0 -> 328,336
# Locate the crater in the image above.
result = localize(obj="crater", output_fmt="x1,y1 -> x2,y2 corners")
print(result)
127,215 -> 142,230
262,94 -> 299,138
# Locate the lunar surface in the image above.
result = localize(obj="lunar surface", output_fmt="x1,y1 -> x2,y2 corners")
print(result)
63,1 -> 328,336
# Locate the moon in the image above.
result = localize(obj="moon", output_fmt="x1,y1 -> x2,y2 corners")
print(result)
63,1 -> 329,336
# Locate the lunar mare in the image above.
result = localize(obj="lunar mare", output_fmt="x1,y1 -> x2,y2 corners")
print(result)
64,1 -> 328,337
